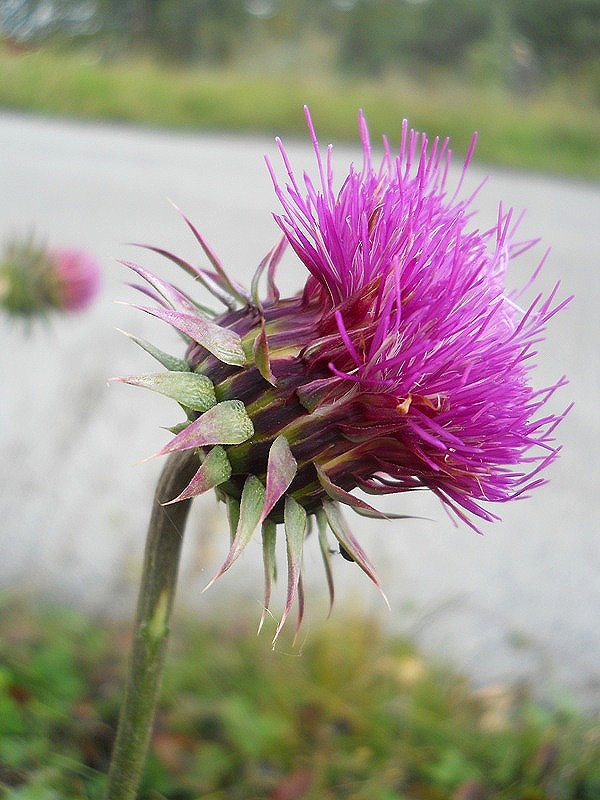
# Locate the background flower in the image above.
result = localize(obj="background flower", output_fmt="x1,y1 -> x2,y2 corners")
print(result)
0,237 -> 100,319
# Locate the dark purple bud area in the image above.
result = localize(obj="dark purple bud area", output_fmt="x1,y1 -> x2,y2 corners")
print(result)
186,300 -> 364,522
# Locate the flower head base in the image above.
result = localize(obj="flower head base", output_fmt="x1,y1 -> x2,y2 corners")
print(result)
0,236 -> 100,319
117,108 -> 571,639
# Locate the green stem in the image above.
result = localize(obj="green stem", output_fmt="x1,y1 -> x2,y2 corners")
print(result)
104,450 -> 199,800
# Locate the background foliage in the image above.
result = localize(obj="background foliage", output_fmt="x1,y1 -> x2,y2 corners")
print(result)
1,599 -> 600,799
1,1 -> 598,179
1,0 -> 599,93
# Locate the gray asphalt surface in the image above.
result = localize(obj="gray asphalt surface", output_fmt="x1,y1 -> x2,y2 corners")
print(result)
1,111 -> 598,705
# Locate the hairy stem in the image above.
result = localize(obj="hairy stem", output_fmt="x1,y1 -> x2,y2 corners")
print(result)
104,450 -> 199,800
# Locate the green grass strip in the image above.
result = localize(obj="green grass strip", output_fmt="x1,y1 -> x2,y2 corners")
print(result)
1,46 -> 599,179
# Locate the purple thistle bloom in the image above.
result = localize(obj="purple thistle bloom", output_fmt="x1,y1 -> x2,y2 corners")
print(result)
117,108 -> 571,636
265,108 -> 571,529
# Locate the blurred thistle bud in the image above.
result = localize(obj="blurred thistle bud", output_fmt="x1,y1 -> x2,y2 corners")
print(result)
116,107 -> 571,639
0,236 -> 100,319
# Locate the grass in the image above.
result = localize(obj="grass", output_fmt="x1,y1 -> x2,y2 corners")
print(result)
0,45 -> 599,180
1,597 -> 599,799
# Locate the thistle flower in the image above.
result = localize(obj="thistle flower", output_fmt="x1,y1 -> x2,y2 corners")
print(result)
117,108 -> 571,638
0,237 -> 100,318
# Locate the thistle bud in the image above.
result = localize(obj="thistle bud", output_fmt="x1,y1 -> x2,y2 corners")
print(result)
117,108 -> 571,638
0,236 -> 100,319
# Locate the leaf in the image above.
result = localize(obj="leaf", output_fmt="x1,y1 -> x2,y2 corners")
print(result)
132,242 -> 234,310
351,506 -> 424,521
260,436 -> 297,524
226,495 -> 240,544
163,421 -> 189,435
258,519 -> 277,634
162,446 -> 232,505
315,464 -> 409,519
175,204 -> 251,306
117,329 -> 189,371
250,237 -> 287,308
296,572 -> 305,637
127,282 -> 165,308
204,475 -> 266,591
120,259 -> 199,315
253,319 -> 276,386
114,372 -> 216,412
266,236 -> 287,303
316,507 -> 335,613
251,248 -> 271,309
130,304 -> 246,366
322,500 -> 387,605
150,400 -> 253,458
296,377 -> 342,412
273,495 -> 306,643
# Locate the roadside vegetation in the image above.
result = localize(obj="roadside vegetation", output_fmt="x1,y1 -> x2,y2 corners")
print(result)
1,598 -> 599,799
0,44 -> 598,180
1,0 -> 599,178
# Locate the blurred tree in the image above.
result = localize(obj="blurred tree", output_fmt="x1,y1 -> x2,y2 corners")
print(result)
409,0 -> 490,67
154,0 -> 204,62
336,0 -> 491,76
193,0 -> 247,65
129,0 -> 162,43
92,0 -> 248,63
509,0 -> 600,71
3,0 -> 599,92
93,0 -> 134,49
337,0 -> 408,75
0,0 -> 96,43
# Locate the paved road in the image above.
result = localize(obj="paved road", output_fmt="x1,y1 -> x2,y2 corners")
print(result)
1,112 -> 599,705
